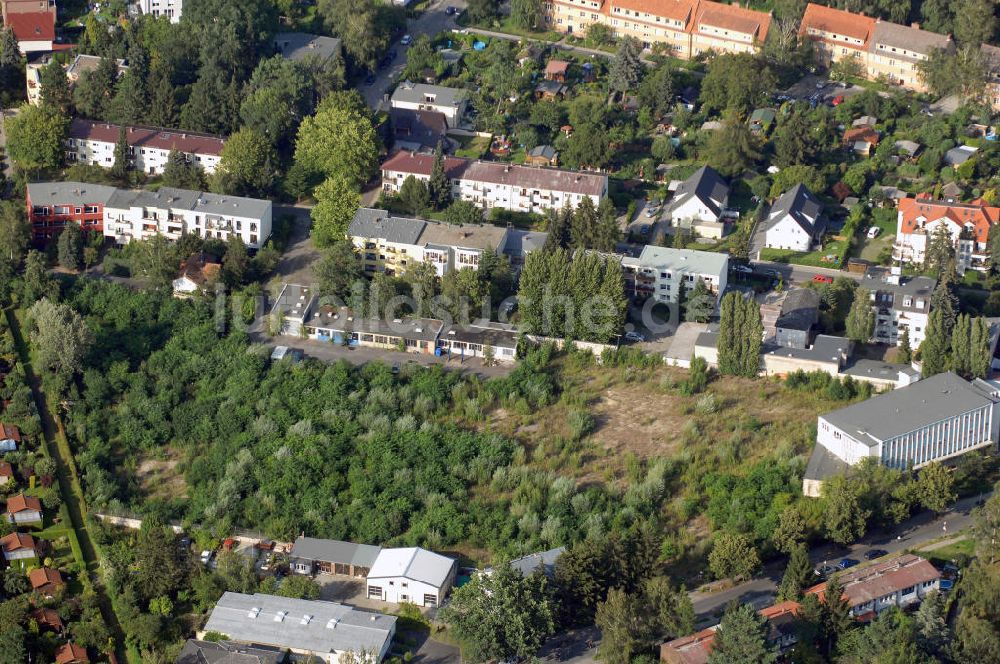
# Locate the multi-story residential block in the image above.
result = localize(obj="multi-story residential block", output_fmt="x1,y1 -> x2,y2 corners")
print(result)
136,0 -> 182,22
103,187 -> 272,249
893,196 -> 1000,274
67,119 -> 225,175
1,0 -> 54,21
621,245 -> 729,304
803,371 -> 999,495
26,181 -> 118,240
28,54 -> 128,106
545,0 -> 770,58
660,601 -> 800,664
763,183 -> 825,252
201,593 -> 397,663
381,151 -> 608,213
389,82 -> 468,128
348,208 -> 509,277
805,555 -> 941,620
857,269 -> 934,348
867,20 -> 951,92
688,0 -> 770,57
66,54 -> 128,84
798,3 -> 875,67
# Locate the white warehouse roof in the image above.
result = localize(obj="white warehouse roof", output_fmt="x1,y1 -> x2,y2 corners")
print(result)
367,547 -> 455,587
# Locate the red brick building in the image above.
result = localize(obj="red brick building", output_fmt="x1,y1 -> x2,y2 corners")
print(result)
26,181 -> 117,241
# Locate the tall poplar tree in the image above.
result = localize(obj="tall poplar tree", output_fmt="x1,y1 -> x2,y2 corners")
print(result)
111,125 -> 131,182
427,141 -> 452,209
951,313 -> 972,377
921,309 -> 950,378
845,287 -> 874,343
970,316 -> 991,379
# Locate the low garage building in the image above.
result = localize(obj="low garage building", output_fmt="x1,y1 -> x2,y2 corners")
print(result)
366,547 -> 457,607
289,536 -> 382,578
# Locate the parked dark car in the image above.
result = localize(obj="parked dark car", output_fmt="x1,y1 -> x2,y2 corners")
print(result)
838,557 -> 859,570
864,549 -> 888,561
814,564 -> 837,580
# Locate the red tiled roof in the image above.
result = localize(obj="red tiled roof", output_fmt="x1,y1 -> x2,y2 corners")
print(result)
29,566 -> 64,590
6,493 -> 42,514
0,532 -> 37,554
898,197 -> 1000,245
69,119 -> 226,157
612,0 -> 696,23
545,59 -> 570,75
805,554 -> 941,610
381,150 -> 469,179
5,11 -> 54,42
661,600 -> 801,664
799,3 -> 875,44
695,1 -> 771,42
55,643 -> 89,664
29,607 -> 64,631
843,126 -> 880,145
0,422 -> 21,442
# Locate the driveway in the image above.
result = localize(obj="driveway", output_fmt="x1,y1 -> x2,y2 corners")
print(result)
273,204 -> 319,287
362,0 -> 468,110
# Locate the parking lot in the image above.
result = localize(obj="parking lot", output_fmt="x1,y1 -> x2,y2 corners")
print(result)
779,74 -> 869,106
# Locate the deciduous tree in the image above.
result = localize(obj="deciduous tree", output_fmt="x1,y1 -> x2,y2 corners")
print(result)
311,175 -> 361,247
707,603 -> 778,664
293,91 -> 379,189
709,532 -> 760,581
845,287 -> 874,343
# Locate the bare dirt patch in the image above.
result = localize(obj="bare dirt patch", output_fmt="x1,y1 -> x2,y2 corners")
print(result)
591,383 -> 689,458
137,453 -> 187,500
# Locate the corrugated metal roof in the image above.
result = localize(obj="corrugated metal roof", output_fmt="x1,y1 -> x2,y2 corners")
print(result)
290,537 -> 382,568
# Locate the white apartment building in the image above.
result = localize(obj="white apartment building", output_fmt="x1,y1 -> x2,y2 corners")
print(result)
816,371 -> 999,472
381,151 -> 608,214
67,119 -> 224,175
859,271 -> 935,348
136,0 -> 182,22
621,245 -> 729,305
103,187 -> 272,249
389,81 -> 467,128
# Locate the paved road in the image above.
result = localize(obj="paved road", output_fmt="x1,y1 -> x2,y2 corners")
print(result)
751,259 -> 863,286
362,0 -> 468,110
689,492 -> 987,621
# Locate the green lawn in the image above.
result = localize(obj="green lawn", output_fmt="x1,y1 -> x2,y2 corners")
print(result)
759,241 -> 848,268
459,15 -> 563,41
454,134 -> 491,159
922,536 -> 976,566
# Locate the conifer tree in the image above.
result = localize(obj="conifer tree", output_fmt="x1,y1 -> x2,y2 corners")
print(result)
845,287 -> 874,343
544,205 -> 573,251
570,197 -> 598,250
427,141 -> 452,209
970,316 -> 991,379
707,603 -> 778,664
592,198 -> 620,252
741,296 -> 762,377
951,313 -> 972,377
777,543 -> 812,601
111,125 -> 131,182
921,309 -> 950,378
898,326 -> 912,364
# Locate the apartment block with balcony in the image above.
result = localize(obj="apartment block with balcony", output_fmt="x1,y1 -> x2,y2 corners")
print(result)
893,197 -> 1000,274
66,119 -> 224,176
26,181 -> 118,240
102,187 -> 272,249
620,245 -> 728,305
858,270 -> 934,348
866,21 -> 951,92
381,151 -> 607,214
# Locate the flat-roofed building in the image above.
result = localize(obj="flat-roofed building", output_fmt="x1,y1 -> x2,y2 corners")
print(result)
26,181 -> 118,240
390,82 -> 467,128
621,245 -> 729,305
201,592 -> 398,664
804,372 -> 1000,496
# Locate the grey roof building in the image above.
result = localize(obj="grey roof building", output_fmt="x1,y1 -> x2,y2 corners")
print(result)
290,537 -> 382,577
944,145 -> 978,166
348,208 -> 426,245
26,181 -> 118,208
201,593 -> 397,661
274,32 -> 342,61
176,640 -> 283,664
664,165 -> 730,223
508,547 -> 565,577
870,20 -> 952,60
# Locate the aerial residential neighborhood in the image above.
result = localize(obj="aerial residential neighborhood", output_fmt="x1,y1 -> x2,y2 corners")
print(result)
1,0 -> 1000,661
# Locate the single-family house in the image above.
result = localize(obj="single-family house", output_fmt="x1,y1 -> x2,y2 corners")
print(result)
0,422 -> 22,451
852,115 -> 877,128
29,607 -> 64,633
29,567 -> 65,596
289,536 -> 382,577
544,59 -> 569,82
0,461 -> 13,485
843,126 -> 879,156
503,228 -> 549,271
6,493 -> 42,524
748,108 -> 776,135
763,183 -> 825,252
273,32 -> 342,63
0,532 -> 38,561
944,145 -> 978,167
663,166 -> 730,239
525,144 -> 559,167
201,592 -> 398,664
366,547 -> 458,607
805,555 -> 941,619
5,11 -> 55,55
894,140 -> 922,158
54,643 -> 89,664
172,253 -> 221,295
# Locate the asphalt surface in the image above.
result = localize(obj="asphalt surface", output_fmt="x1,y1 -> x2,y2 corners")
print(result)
362,0 -> 468,110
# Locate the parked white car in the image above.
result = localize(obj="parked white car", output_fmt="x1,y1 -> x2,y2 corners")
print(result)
867,227 -> 881,239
